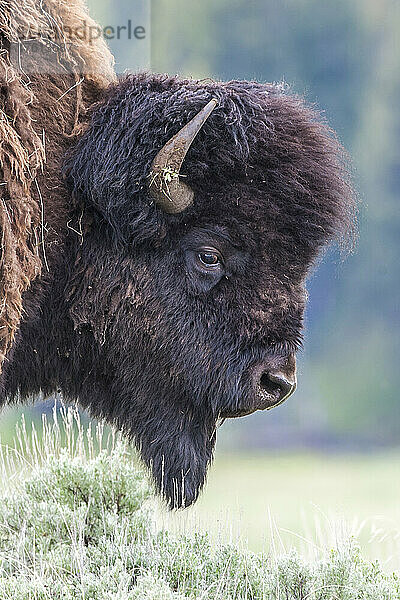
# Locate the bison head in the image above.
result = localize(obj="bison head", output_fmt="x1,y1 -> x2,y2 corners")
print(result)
60,73 -> 355,507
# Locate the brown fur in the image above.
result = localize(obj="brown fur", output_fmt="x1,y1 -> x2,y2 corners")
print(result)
0,0 -> 115,370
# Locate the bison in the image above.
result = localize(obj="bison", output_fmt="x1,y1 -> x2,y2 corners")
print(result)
0,0 -> 355,507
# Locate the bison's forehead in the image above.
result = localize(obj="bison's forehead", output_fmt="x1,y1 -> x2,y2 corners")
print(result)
176,97 -> 353,265
65,73 -> 355,260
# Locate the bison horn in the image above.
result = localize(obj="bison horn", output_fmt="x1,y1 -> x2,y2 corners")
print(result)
148,98 -> 218,214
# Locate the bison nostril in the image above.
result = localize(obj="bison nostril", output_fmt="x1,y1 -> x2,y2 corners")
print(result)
260,371 -> 296,404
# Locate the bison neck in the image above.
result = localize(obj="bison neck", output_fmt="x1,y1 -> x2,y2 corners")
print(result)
0,256 -> 77,403
0,72 -> 111,404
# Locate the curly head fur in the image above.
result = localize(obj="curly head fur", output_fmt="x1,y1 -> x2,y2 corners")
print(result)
66,73 -> 356,253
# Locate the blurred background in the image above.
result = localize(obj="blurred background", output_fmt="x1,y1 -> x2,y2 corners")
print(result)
3,0 -> 399,567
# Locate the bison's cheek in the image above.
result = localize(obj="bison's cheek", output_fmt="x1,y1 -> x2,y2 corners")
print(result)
135,411 -> 216,509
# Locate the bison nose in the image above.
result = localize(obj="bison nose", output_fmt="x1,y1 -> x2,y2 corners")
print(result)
259,369 -> 297,408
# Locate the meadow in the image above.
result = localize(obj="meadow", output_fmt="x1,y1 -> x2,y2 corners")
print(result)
0,407 -> 399,598
166,451 -> 400,571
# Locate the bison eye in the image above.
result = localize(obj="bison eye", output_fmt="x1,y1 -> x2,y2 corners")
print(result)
185,245 -> 226,291
197,249 -> 223,269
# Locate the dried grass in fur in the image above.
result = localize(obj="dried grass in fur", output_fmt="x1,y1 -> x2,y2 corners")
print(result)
0,0 -> 116,369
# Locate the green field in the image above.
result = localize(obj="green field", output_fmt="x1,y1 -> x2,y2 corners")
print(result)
160,450 -> 400,572
1,407 -> 400,573
1,410 -> 398,599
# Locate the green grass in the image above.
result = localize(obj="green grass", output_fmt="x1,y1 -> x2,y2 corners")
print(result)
163,451 -> 400,572
0,407 -> 399,598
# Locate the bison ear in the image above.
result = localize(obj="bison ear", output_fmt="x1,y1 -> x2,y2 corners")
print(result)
63,105 -> 166,247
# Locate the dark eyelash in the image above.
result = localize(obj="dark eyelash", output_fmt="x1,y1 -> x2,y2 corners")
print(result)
270,336 -> 303,355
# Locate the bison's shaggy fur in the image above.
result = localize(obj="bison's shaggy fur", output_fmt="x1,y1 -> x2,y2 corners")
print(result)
0,2 -> 356,507
0,0 -> 115,367
0,55 -> 44,365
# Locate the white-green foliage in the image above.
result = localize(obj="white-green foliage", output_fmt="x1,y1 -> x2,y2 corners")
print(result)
0,408 -> 397,599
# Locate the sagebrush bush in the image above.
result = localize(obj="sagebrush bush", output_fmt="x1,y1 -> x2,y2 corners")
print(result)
0,407 -> 397,599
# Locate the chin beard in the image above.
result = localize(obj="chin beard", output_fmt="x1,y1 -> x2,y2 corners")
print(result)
131,403 -> 217,509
